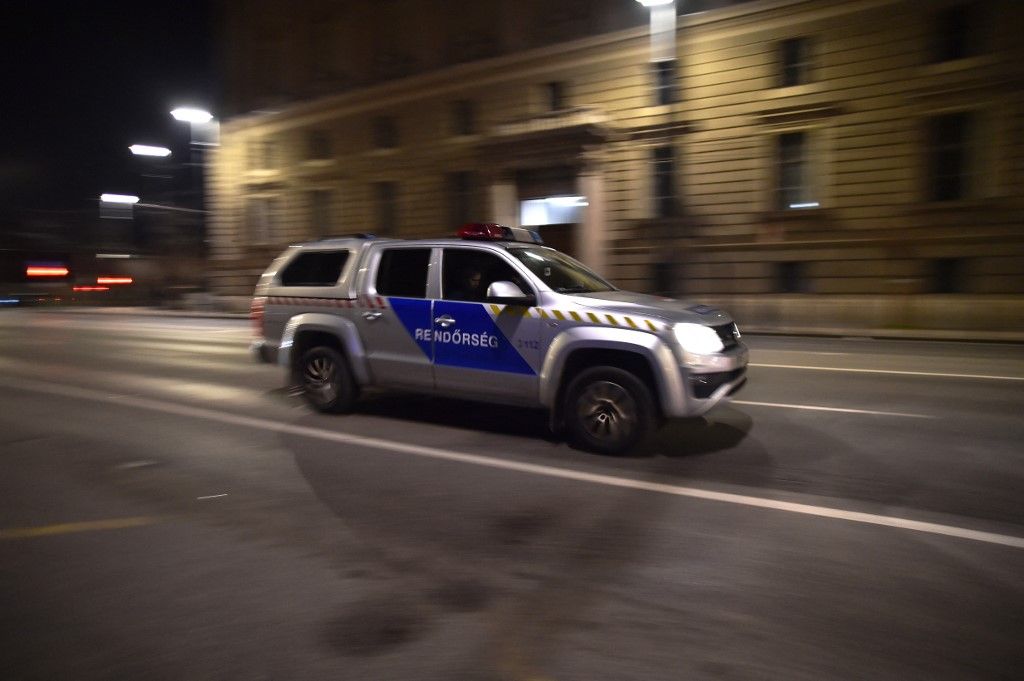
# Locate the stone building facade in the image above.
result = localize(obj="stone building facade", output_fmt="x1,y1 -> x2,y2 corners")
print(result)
209,0 -> 1024,334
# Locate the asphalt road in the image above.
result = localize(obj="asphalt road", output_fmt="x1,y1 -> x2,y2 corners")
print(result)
1,309 -> 1022,680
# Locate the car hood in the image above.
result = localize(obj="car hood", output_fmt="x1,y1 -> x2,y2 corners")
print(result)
565,290 -> 734,326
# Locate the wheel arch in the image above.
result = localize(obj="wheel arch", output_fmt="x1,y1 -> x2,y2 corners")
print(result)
280,313 -> 369,385
540,327 -> 685,428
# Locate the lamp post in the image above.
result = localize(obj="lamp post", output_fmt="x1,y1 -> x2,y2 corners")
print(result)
170,106 -> 218,211
170,106 -> 218,293
636,0 -> 676,63
636,0 -> 681,295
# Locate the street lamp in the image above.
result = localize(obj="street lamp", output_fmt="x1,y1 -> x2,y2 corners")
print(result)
100,193 -> 140,204
129,144 -> 172,157
170,107 -> 213,124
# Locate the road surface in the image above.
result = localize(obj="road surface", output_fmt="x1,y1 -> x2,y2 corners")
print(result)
1,309 -> 1022,680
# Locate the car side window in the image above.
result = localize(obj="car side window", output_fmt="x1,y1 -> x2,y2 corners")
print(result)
442,249 -> 530,302
279,250 -> 349,286
375,248 -> 431,298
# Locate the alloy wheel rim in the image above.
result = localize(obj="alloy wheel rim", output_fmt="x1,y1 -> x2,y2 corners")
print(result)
304,354 -> 337,403
577,380 -> 637,442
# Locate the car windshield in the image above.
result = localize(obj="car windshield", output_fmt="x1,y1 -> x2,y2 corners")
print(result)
507,247 -> 615,294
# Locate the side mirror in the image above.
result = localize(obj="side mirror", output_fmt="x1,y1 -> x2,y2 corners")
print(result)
486,280 -> 535,307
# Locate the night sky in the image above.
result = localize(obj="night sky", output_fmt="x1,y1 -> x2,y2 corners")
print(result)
1,1 -> 215,221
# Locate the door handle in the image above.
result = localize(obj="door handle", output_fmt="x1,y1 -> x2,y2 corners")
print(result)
434,314 -> 456,328
362,311 -> 383,321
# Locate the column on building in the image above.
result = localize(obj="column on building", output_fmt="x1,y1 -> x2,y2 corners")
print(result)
576,159 -> 607,276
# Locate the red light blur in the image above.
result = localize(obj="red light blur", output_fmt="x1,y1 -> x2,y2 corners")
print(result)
96,276 -> 133,285
73,286 -> 110,292
457,223 -> 507,240
26,266 -> 69,277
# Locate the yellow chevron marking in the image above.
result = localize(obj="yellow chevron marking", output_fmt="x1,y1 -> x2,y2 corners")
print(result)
587,312 -> 600,324
538,308 -> 549,319
646,320 -> 658,331
606,314 -> 619,326
625,317 -> 638,329
552,310 -> 566,321
489,304 -> 501,315
569,311 -> 582,322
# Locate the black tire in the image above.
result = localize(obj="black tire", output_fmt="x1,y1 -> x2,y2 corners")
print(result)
299,345 -> 358,413
563,366 -> 656,455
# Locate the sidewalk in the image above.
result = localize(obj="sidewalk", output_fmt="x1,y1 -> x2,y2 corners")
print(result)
40,306 -> 248,321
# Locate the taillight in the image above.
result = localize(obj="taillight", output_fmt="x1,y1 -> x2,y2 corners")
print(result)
250,296 -> 266,337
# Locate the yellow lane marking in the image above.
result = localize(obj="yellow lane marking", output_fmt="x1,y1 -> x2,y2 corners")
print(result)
0,516 -> 162,541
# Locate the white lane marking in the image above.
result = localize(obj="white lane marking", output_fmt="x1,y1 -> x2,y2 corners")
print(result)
751,363 -> 1024,381
115,460 -> 159,470
197,494 -> 228,500
3,375 -> 1023,551
731,400 -> 934,419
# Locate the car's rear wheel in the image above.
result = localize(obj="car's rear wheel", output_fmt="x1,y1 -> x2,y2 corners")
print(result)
563,367 -> 655,455
300,345 -> 358,413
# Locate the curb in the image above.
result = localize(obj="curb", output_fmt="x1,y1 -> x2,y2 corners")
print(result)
23,306 -> 1024,343
31,306 -> 248,321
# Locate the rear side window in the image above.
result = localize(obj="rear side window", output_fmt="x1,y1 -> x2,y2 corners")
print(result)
279,250 -> 350,286
375,248 -> 431,298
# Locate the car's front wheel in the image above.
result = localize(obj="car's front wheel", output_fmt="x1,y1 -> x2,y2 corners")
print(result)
299,345 -> 358,413
563,367 -> 655,455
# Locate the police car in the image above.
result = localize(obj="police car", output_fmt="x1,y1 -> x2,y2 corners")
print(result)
252,224 -> 747,454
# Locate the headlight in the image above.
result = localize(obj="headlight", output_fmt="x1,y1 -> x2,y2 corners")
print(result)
673,323 -> 724,354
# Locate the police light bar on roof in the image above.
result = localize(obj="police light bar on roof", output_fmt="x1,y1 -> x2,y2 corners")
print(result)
457,223 -> 544,245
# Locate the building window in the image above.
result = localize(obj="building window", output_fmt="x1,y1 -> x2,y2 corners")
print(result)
544,81 -> 567,111
779,37 -> 812,87
776,131 -> 817,210
931,257 -> 965,293
373,116 -> 398,149
652,146 -> 676,218
374,182 -> 397,235
247,138 -> 260,170
447,171 -> 475,226
246,197 -> 277,244
452,100 -> 475,136
777,262 -> 806,293
927,112 -> 973,202
261,138 -> 278,169
308,189 -> 333,237
652,60 -> 677,106
932,4 -> 976,62
306,129 -> 331,160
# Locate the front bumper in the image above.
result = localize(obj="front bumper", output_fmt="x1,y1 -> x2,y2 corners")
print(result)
661,342 -> 748,418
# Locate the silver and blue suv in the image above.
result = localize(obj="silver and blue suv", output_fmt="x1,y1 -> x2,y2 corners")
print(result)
252,224 -> 748,454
